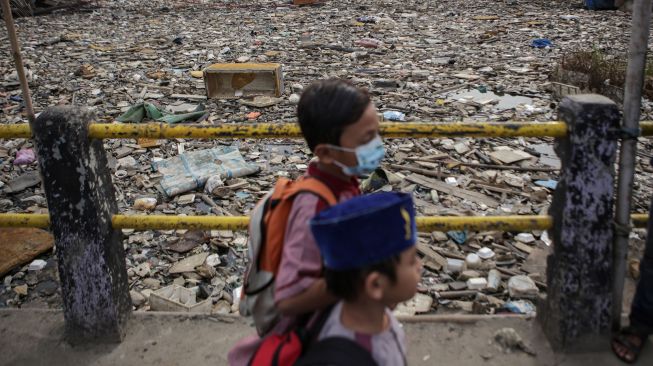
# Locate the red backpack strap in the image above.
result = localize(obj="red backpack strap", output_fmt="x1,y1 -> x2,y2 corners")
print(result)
283,177 -> 338,206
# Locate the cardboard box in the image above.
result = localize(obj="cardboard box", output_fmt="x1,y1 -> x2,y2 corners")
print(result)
149,285 -> 211,313
203,63 -> 283,99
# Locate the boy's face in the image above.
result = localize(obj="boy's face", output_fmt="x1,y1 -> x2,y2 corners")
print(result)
366,246 -> 422,306
314,103 -> 380,169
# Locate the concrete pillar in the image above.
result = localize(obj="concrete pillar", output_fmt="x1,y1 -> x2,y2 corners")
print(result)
539,94 -> 620,351
32,107 -> 131,343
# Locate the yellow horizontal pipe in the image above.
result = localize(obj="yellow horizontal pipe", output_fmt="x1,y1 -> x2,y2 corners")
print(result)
0,213 -> 647,231
642,122 -> 653,137
112,214 -> 250,231
0,213 -> 50,228
87,122 -> 570,139
0,121 -> 567,139
414,215 -> 553,232
632,213 -> 649,228
88,123 -> 303,139
0,124 -> 31,139
2,121 -> 653,140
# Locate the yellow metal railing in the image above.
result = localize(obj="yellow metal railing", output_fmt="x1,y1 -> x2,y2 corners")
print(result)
0,120 -> 649,233
0,213 -> 647,232
0,121 -> 569,139
1,121 -> 652,140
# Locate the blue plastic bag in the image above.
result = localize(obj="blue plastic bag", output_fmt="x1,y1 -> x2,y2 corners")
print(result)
447,230 -> 467,245
530,38 -> 552,49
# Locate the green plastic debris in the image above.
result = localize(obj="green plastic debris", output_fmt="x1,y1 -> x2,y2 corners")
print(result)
116,102 -> 206,124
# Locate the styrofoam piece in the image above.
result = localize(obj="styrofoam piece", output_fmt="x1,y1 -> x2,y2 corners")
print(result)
149,285 -> 211,313
446,258 -> 465,273
465,253 -> 481,269
445,177 -> 458,185
467,277 -> 487,290
28,259 -> 47,271
487,269 -> 501,292
477,247 -> 495,259
515,233 -> 536,244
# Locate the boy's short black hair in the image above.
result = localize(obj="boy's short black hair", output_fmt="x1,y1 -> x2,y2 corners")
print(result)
324,255 -> 399,302
297,79 -> 371,152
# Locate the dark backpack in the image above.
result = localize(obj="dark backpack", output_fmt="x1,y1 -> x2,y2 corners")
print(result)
248,305 -> 377,366
294,337 -> 378,366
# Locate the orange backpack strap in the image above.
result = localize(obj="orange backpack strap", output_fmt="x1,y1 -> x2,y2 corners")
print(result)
257,177 -> 336,274
283,177 -> 338,206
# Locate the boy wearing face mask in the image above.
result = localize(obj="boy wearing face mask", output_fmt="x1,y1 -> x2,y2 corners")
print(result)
228,79 -> 384,365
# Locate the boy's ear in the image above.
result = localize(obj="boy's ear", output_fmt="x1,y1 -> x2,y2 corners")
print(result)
364,272 -> 387,301
313,144 -> 335,164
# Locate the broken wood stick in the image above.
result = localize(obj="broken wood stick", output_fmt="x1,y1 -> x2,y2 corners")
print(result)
405,154 -> 450,162
389,164 -> 442,179
416,242 -> 448,271
405,173 -> 500,208
1,0 -> 35,123
471,182 -> 531,198
437,290 -> 479,299
433,247 -> 466,260
448,160 -> 558,172
495,266 -> 547,289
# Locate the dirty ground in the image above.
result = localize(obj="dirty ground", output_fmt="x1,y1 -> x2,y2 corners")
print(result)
0,309 -> 652,365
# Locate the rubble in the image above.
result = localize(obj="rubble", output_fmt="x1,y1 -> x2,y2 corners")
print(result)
1,0 -> 652,316
149,285 -> 212,312
493,327 -> 536,356
507,275 -> 539,299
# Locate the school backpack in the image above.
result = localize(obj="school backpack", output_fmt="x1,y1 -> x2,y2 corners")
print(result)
239,176 -> 338,336
294,337 -> 378,366
248,305 -> 378,366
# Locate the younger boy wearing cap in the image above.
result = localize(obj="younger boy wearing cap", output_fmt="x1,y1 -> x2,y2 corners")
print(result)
310,192 -> 422,366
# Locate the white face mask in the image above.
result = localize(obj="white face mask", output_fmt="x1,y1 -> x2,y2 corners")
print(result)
328,135 -> 385,177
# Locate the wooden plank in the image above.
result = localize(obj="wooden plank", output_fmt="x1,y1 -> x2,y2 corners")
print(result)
0,228 -> 54,277
405,173 -> 500,208
416,242 -> 447,271
513,241 -> 534,254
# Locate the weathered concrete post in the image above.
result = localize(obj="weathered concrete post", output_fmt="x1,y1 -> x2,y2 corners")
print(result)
32,107 -> 131,343
539,94 -> 620,351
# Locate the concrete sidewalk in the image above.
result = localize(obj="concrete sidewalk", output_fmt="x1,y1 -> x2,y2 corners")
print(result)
0,309 -> 651,366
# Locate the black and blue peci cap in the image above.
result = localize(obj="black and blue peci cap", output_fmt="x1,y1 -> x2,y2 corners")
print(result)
310,192 -> 416,271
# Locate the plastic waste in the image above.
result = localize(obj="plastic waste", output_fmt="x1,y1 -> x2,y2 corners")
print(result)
383,110 -> 405,121
356,15 -> 378,23
447,230 -> 467,245
534,179 -> 557,189
13,148 -> 35,165
356,38 -> 383,48
530,38 -> 552,48
153,147 -> 259,197
117,102 -> 206,124
504,300 -> 536,315
28,259 -> 47,271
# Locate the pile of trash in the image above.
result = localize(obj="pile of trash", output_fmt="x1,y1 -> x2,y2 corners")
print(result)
1,0 -> 652,316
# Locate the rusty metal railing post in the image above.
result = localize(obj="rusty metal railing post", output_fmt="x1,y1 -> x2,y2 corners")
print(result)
32,107 -> 131,343
612,0 -> 652,331
539,95 -> 620,351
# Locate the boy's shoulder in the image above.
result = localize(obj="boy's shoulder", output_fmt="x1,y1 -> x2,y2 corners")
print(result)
320,302 -> 404,340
